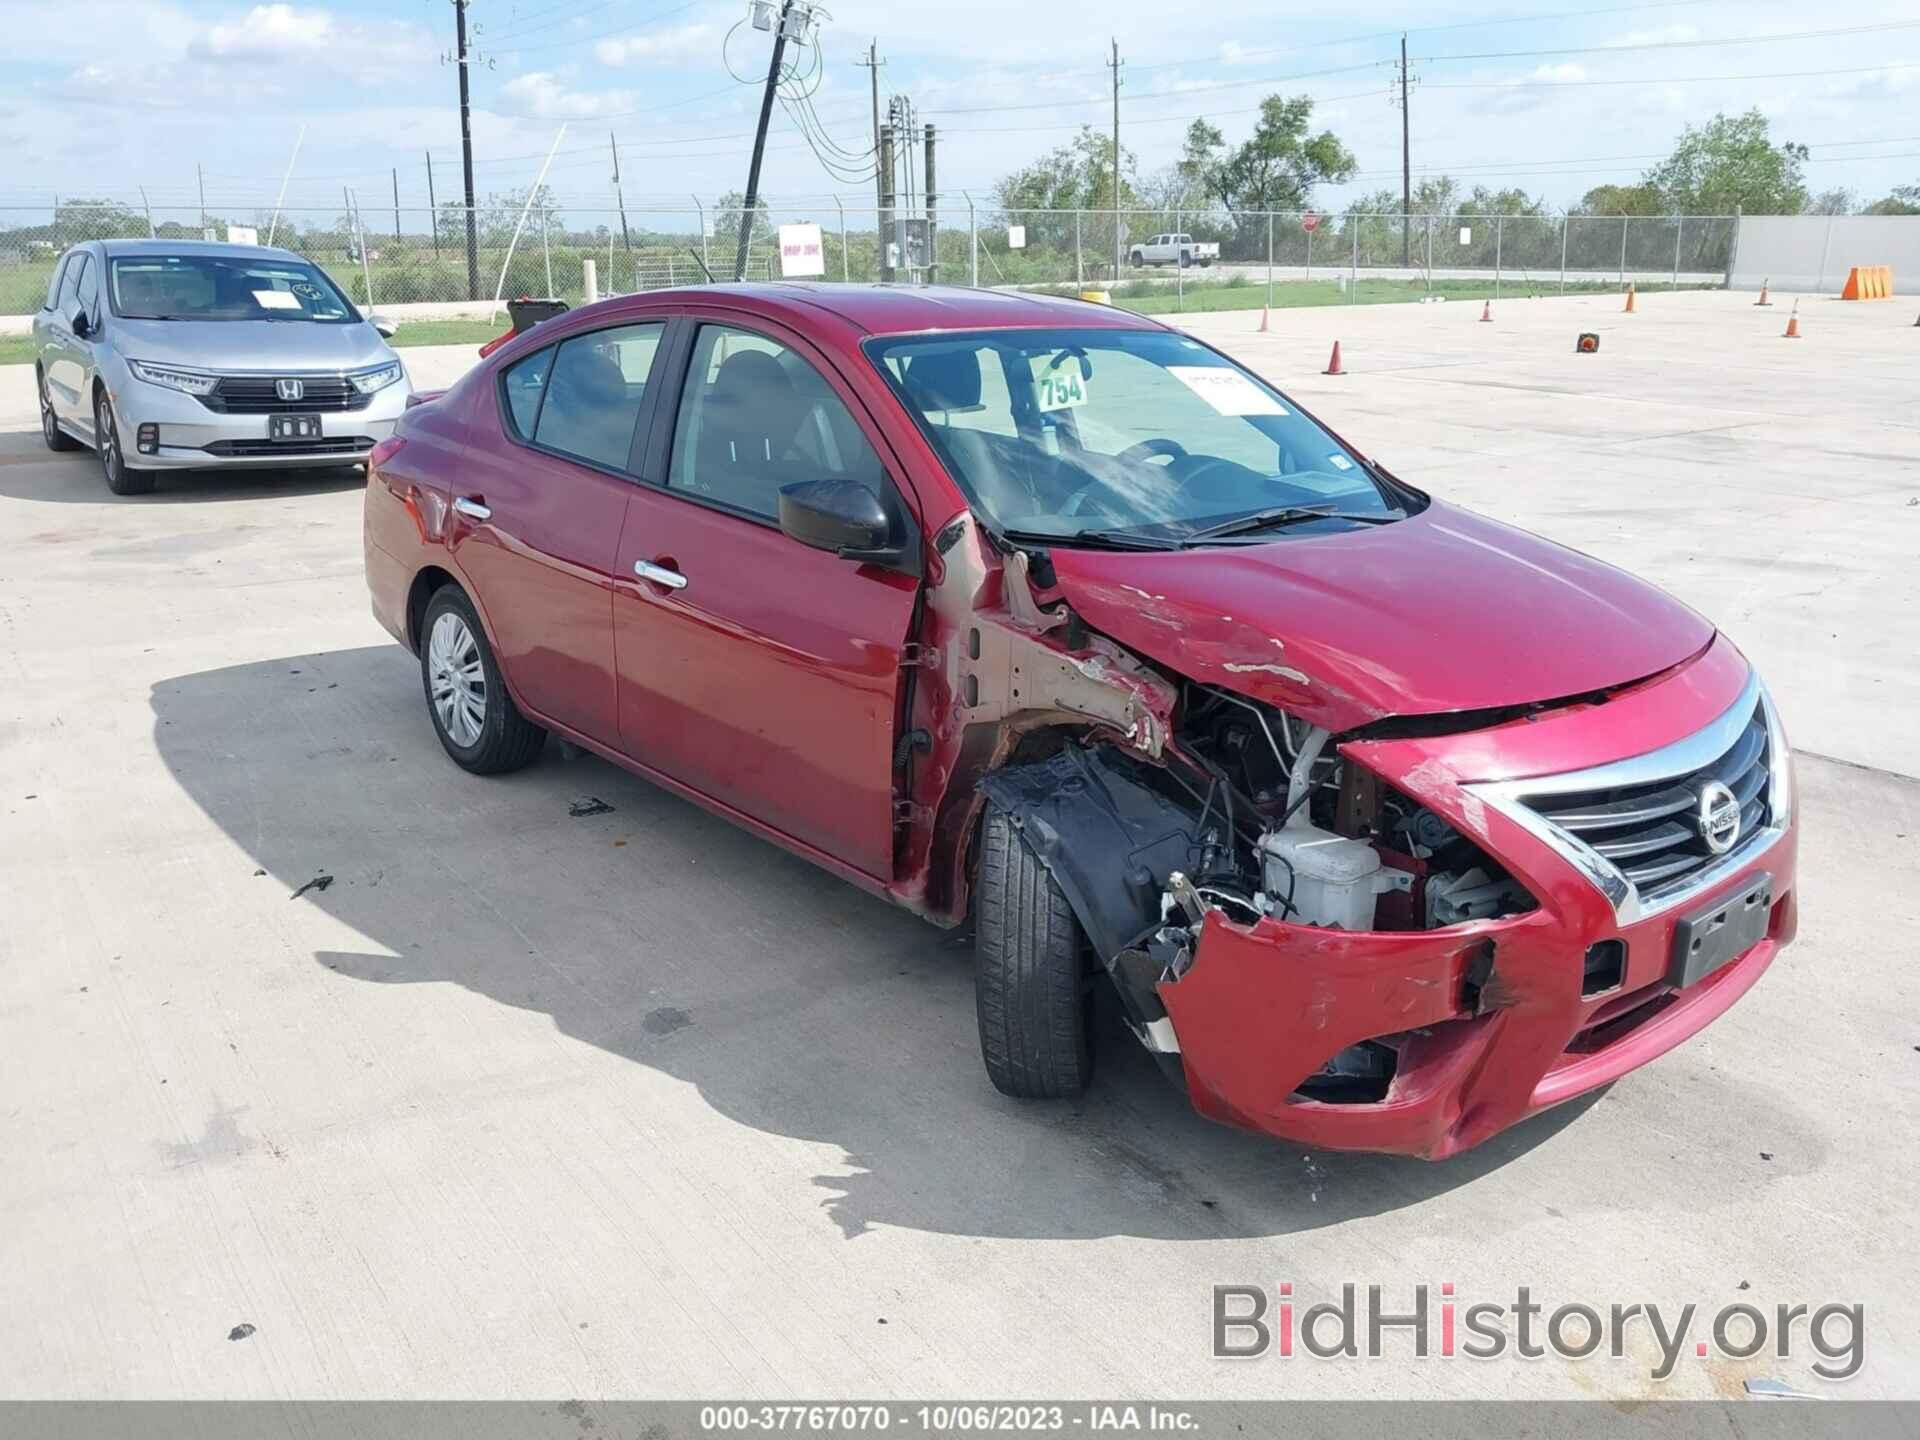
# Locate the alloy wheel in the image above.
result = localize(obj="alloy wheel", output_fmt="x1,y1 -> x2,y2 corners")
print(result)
427,610 -> 487,747
95,394 -> 118,478
40,377 -> 58,445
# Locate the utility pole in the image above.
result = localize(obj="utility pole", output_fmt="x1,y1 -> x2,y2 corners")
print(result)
392,167 -> 402,241
610,131 -> 632,254
878,120 -> 896,283
924,122 -> 937,284
453,0 -> 480,300
1398,32 -> 1412,270
857,40 -> 886,277
735,0 -> 796,282
1109,39 -> 1123,280
196,164 -> 207,238
426,149 -> 441,256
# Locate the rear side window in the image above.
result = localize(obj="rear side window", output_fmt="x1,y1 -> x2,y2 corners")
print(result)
529,323 -> 665,471
501,346 -> 551,439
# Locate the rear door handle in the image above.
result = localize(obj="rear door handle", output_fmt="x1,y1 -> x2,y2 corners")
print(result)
633,560 -> 687,590
452,496 -> 491,521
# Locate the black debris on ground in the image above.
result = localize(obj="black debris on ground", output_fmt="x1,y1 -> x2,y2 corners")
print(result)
289,875 -> 334,901
228,1323 -> 256,1342
569,797 -> 615,818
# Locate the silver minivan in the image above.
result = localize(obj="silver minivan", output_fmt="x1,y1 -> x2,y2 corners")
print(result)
33,239 -> 412,494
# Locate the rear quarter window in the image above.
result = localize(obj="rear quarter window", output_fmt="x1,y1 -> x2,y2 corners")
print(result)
501,345 -> 552,439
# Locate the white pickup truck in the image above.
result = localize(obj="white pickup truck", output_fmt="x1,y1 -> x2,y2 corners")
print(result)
1127,233 -> 1220,269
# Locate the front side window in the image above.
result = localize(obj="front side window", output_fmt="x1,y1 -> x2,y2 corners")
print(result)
44,254 -> 73,311
108,255 -> 357,322
868,327 -> 1415,547
57,255 -> 87,315
75,255 -> 100,318
667,324 -> 885,522
528,323 -> 664,471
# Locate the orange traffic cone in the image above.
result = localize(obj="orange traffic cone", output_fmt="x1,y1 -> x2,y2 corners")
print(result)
1755,278 -> 1772,307
1479,300 -> 1492,322
1257,305 -> 1270,333
1323,340 -> 1345,375
1623,282 -> 1637,313
1784,300 -> 1801,339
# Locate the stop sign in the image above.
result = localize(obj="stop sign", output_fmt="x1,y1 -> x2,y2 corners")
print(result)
1302,211 -> 1322,233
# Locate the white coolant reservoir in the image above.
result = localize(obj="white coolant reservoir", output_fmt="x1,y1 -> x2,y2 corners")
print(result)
1257,824 -> 1395,930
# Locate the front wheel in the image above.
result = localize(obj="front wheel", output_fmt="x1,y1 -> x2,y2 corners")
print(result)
39,370 -> 80,451
94,390 -> 154,495
419,585 -> 547,774
973,803 -> 1094,1099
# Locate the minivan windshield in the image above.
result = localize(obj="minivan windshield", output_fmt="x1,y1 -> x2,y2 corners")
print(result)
867,327 -> 1416,548
108,254 -> 358,323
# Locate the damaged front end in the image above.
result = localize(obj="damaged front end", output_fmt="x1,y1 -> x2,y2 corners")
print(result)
898,513 -> 1791,1159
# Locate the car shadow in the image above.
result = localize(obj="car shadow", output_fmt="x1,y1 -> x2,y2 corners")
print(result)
0,425 -> 366,504
151,643 -> 1603,1243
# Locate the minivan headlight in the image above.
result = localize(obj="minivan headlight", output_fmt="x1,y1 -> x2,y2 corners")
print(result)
350,362 -> 403,394
128,360 -> 218,396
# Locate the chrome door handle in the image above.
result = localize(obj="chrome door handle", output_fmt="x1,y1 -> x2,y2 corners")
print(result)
452,496 -> 491,521
633,560 -> 688,590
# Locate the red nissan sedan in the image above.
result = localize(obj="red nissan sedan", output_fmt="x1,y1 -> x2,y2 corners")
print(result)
363,285 -> 1796,1158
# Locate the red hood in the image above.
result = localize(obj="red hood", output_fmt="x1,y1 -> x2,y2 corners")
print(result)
1047,501 -> 1714,732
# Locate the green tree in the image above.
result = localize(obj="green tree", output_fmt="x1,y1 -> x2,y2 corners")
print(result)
1863,182 -> 1920,216
1572,183 -> 1664,216
1643,109 -> 1808,214
992,126 -> 1138,252
1190,95 -> 1356,214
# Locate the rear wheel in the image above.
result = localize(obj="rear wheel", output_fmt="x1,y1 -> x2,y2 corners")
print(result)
94,389 -> 154,495
973,802 -> 1094,1099
420,585 -> 546,774
38,370 -> 80,452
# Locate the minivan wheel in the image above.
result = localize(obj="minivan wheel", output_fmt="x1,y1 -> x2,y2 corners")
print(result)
39,370 -> 80,452
94,390 -> 154,495
973,801 -> 1095,1099
420,585 -> 546,774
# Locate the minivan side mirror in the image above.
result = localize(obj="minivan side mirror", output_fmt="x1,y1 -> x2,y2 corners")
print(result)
369,315 -> 398,339
778,478 -> 918,573
70,310 -> 92,339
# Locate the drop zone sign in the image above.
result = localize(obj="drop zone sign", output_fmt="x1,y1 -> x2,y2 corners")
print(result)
778,223 -> 826,278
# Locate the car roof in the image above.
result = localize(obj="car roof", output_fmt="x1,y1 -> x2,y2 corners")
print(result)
626,282 -> 1169,338
90,238 -> 312,264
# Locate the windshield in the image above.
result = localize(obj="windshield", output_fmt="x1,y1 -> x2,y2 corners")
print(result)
867,327 -> 1414,547
108,255 -> 358,323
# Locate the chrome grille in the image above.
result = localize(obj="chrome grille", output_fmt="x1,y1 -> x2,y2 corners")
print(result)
1522,702 -> 1771,902
200,376 -> 369,414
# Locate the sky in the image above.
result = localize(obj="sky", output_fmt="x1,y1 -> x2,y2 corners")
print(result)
1,0 -> 1917,226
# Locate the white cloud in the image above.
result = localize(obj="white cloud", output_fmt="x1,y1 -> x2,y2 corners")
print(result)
1531,63 -> 1587,84
500,71 -> 641,119
196,3 -> 333,59
594,24 -> 715,67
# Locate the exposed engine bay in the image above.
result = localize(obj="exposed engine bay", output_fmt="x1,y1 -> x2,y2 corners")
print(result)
978,679 -> 1538,1102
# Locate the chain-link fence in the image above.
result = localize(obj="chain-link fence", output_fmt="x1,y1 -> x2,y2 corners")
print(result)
2,202 -> 1742,318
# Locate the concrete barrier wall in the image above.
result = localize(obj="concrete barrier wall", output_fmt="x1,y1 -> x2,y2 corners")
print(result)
1730,214 -> 1919,294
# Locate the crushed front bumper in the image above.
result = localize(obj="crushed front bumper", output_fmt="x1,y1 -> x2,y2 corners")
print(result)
1155,635 -> 1799,1158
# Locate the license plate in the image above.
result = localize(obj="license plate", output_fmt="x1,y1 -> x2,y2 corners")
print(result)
1668,873 -> 1772,988
269,414 -> 322,442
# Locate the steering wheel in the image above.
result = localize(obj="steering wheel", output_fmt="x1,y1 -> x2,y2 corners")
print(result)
1118,437 -> 1189,466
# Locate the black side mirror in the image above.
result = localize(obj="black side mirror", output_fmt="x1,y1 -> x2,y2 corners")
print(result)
778,478 -> 918,573
70,310 -> 91,339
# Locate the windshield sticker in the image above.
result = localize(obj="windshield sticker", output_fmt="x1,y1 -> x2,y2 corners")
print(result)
1328,454 -> 1355,470
1167,366 -> 1286,416
1036,370 -> 1087,412
253,289 -> 302,310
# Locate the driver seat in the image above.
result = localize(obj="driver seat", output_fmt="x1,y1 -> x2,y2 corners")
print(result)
903,349 -> 1031,520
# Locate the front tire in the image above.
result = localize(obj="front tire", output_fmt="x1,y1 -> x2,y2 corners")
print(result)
419,585 -> 546,774
973,802 -> 1094,1099
39,369 -> 80,451
94,389 -> 154,495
